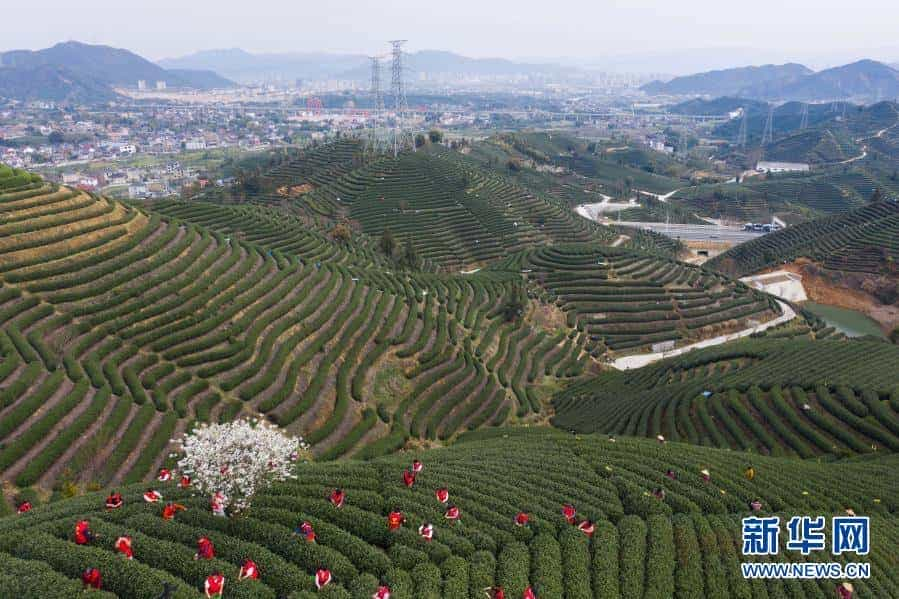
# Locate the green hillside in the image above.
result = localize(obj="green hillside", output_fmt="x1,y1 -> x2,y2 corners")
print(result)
669,165 -> 899,223
220,140 -> 682,268
1,145 -> 896,599
0,183 -> 593,485
491,244 -> 779,355
467,132 -> 686,197
708,200 -> 899,276
0,154 -> 769,494
552,336 -> 899,456
2,429 -> 897,598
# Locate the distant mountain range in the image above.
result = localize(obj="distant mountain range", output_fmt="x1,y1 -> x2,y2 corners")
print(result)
158,48 -> 366,84
667,97 -> 768,116
158,48 -> 574,84
642,64 -> 812,97
0,41 -> 234,102
644,60 -> 899,102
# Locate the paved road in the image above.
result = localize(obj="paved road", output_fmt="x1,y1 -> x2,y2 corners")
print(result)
636,187 -> 683,203
607,221 -> 766,242
611,300 -> 797,370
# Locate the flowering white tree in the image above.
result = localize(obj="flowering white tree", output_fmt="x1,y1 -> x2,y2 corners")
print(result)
176,418 -> 308,513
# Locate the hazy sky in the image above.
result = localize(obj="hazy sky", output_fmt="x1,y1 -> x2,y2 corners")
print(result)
4,0 -> 899,67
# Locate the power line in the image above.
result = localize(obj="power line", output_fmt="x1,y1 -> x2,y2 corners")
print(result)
799,103 -> 809,130
761,104 -> 775,146
737,107 -> 748,148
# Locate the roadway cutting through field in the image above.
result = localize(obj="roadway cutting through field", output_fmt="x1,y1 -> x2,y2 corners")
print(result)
610,300 -> 796,370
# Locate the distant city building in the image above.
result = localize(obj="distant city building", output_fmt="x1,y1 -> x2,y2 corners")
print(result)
185,139 -> 207,151
648,140 -> 674,154
138,80 -> 147,90
155,80 -> 167,90
119,144 -> 136,155
77,176 -> 99,190
756,161 -> 810,173
128,184 -> 148,199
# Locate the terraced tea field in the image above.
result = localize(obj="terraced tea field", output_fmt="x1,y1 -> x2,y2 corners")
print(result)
708,200 -> 899,276
235,143 -> 682,270
0,173 -> 614,489
552,336 -> 899,456
492,244 -> 780,355
1,429 -> 896,598
2,145 -> 897,598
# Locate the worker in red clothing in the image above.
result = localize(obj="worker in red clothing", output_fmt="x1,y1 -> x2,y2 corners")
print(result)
238,558 -> 260,580
418,522 -> 434,541
294,521 -> 316,543
157,468 -> 172,482
293,520 -> 316,543
75,520 -> 95,545
329,488 -> 345,509
577,520 -> 595,537
16,501 -> 32,515
514,511 -> 530,527
387,510 -> 405,531
162,502 -> 187,520
522,586 -> 537,599
837,582 -> 854,599
315,568 -> 332,590
114,535 -> 133,559
179,474 -> 191,489
411,459 -> 423,474
562,503 -> 576,524
143,488 -> 163,503
372,585 -> 391,599
82,567 -> 102,590
484,587 -> 505,599
402,469 -> 416,488
444,505 -> 461,524
435,487 -> 449,504
194,536 -> 215,560
105,491 -> 123,510
204,572 -> 225,597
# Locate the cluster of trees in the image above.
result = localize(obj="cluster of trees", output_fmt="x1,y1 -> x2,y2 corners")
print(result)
414,129 -> 445,148
379,229 -> 419,269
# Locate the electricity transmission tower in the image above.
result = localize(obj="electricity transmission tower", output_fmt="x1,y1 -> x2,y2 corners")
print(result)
737,107 -> 748,148
760,104 -> 775,146
799,103 -> 809,130
367,56 -> 385,152
389,40 -> 414,157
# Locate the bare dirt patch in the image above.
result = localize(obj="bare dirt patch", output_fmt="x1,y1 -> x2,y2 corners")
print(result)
526,299 -> 568,333
768,259 -> 899,333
